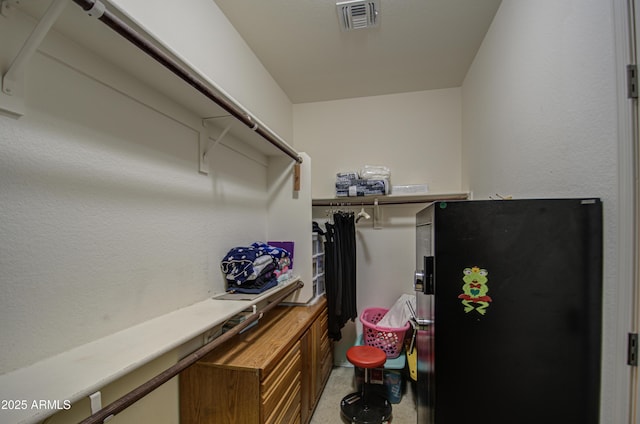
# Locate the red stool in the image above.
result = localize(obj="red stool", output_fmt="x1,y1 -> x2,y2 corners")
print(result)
340,345 -> 392,424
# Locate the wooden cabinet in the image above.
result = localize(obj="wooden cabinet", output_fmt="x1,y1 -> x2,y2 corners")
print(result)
299,304 -> 332,424
180,297 -> 332,424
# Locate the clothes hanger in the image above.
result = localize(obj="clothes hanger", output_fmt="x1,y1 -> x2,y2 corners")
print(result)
327,203 -> 338,224
355,204 -> 371,223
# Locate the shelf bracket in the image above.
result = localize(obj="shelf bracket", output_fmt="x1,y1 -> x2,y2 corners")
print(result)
0,0 -> 69,118
293,164 -> 301,192
199,116 -> 233,174
373,198 -> 383,229
1,0 -> 19,17
89,391 -> 113,422
89,391 -> 102,414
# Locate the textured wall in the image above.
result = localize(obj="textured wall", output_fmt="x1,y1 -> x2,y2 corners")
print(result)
109,0 -> 294,144
461,1 -> 624,421
0,14 -> 269,374
0,4 -> 303,423
294,88 -> 462,198
295,88 -> 463,362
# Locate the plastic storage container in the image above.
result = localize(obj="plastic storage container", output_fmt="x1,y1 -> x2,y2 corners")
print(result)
312,234 -> 325,297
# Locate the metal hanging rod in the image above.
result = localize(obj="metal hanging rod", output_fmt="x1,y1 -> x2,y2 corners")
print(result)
312,193 -> 469,207
77,280 -> 303,424
70,0 -> 303,164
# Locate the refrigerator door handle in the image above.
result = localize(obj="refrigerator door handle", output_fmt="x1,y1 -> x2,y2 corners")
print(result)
417,318 -> 434,326
424,256 -> 435,294
414,270 -> 425,292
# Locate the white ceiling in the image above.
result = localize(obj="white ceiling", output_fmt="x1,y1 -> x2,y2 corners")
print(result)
213,0 -> 502,104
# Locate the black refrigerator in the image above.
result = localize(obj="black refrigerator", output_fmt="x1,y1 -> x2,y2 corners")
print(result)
414,199 -> 602,424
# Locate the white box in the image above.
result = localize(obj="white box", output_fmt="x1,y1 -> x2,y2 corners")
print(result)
391,184 -> 429,195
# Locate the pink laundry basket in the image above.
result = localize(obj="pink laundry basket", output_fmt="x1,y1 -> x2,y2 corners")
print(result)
360,307 -> 411,359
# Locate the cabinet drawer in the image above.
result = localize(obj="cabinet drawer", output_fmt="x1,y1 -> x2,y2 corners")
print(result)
320,331 -> 330,354
320,312 -> 328,333
320,336 -> 331,362
262,344 -> 301,420
262,341 -> 300,387
320,351 -> 332,380
262,365 -> 300,419
265,381 -> 301,424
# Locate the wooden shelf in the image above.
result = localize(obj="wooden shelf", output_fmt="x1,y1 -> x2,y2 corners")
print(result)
312,192 -> 469,206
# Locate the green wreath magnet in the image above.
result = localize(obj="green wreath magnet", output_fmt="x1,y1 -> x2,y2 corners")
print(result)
458,266 -> 492,315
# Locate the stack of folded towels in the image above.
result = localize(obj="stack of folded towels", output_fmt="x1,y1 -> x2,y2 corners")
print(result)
221,242 -> 292,294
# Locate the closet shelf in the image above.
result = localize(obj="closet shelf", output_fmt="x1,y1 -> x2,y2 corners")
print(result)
4,1 -> 302,164
0,277 -> 302,424
312,192 -> 469,206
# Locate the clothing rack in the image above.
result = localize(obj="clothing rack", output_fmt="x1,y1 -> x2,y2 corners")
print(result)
65,0 -> 302,164
312,192 -> 469,207
315,193 -> 468,228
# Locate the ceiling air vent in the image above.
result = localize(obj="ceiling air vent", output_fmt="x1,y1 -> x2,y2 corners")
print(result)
336,0 -> 380,31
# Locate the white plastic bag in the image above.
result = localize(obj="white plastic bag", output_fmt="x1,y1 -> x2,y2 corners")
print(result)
377,293 -> 416,328
360,165 -> 391,180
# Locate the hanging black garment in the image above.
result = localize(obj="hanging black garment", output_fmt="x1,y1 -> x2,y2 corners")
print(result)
324,212 -> 357,341
312,221 -> 326,236
324,222 -> 339,339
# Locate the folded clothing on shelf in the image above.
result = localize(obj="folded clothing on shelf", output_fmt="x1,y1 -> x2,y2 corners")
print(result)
221,242 -> 292,294
335,168 -> 390,197
336,178 -> 389,197
360,165 -> 391,181
336,171 -> 359,181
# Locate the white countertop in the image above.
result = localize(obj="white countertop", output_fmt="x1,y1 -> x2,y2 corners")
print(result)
0,277 -> 301,424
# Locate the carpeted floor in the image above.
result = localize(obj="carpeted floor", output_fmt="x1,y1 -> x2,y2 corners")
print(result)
310,366 -> 417,423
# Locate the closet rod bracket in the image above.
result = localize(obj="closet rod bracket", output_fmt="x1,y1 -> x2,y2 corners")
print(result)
89,391 -> 114,422
1,0 -> 19,17
199,117 -> 233,174
1,0 -> 69,117
373,198 -> 383,229
81,0 -> 105,18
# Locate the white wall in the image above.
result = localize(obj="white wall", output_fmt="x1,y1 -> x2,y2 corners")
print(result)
295,5 -> 628,420
294,88 -> 462,198
461,0 -> 625,422
0,6 -> 285,374
2,0 -> 626,422
108,0 -> 294,143
294,89 -> 462,362
268,152 -> 314,303
0,3 -> 302,423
